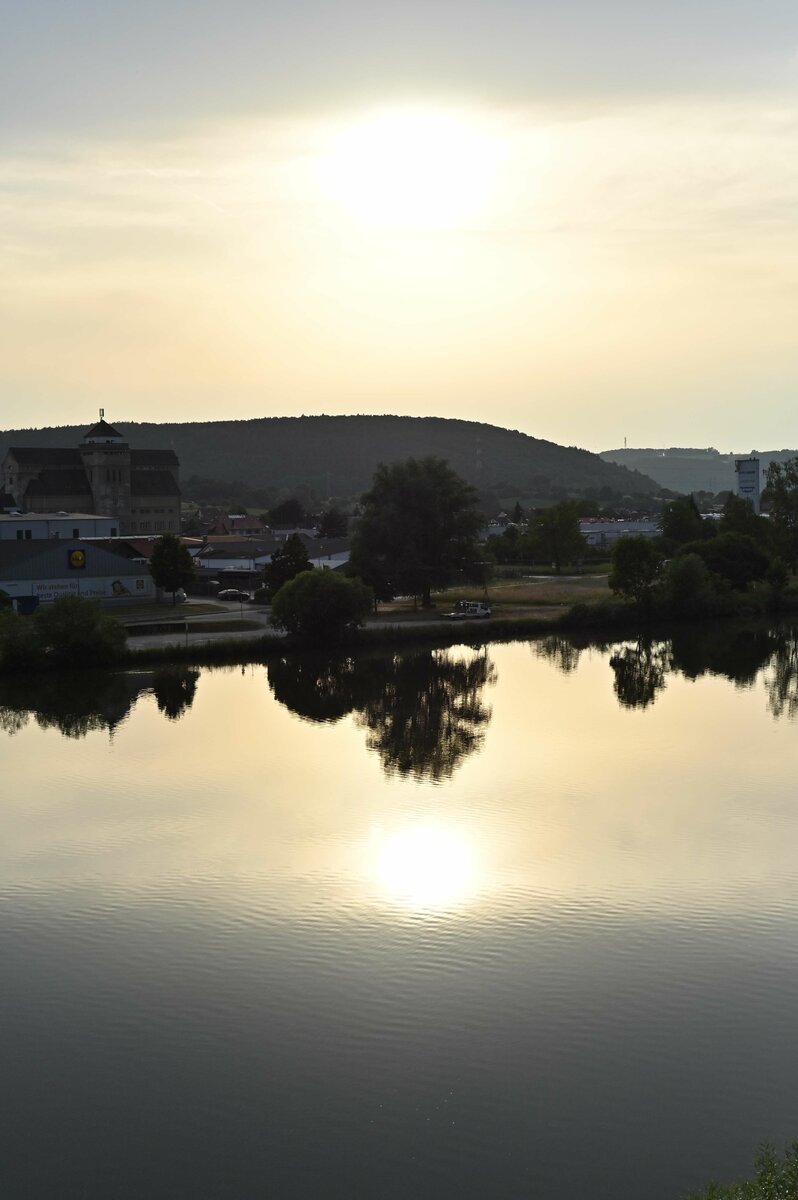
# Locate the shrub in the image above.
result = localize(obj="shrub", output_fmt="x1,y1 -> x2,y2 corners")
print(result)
688,1141 -> 798,1199
660,553 -> 716,619
679,532 -> 770,591
33,595 -> 127,667
271,570 -> 373,645
0,609 -> 45,671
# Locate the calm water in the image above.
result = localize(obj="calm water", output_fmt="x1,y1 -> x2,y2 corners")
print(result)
3,625 -> 798,1199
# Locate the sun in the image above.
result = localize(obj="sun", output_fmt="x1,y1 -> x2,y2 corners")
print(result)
316,107 -> 504,230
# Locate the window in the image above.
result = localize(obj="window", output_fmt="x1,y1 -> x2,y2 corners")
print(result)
16,529 -> 23,540
25,529 -> 32,540
72,528 -> 79,538
111,527 -> 117,537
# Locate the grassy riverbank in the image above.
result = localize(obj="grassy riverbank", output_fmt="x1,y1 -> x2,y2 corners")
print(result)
4,573 -> 798,674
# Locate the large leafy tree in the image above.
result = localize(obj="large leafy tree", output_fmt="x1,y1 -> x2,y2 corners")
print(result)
150,533 -> 195,604
719,493 -> 769,542
349,457 -> 483,607
608,535 -> 663,608
527,501 -> 584,573
264,533 -> 313,599
764,457 -> 798,569
316,506 -> 348,538
270,570 -> 372,645
268,497 -> 307,528
679,532 -> 770,591
661,494 -> 709,545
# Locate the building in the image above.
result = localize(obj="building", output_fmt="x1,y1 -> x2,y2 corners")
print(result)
734,457 -> 762,514
0,540 -> 156,610
0,512 -> 118,541
579,518 -> 661,548
1,416 -> 180,536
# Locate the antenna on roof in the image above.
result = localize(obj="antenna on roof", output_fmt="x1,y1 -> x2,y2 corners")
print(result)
99,408 -> 105,419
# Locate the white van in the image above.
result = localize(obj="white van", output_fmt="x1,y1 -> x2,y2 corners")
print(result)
444,600 -> 492,619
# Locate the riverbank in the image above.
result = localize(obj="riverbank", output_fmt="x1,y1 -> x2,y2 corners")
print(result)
4,572 -> 798,674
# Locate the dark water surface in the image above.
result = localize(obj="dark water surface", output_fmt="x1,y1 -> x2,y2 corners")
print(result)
3,626 -> 798,1199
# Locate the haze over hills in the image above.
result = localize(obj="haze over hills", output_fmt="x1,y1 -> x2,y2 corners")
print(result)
601,446 -> 798,495
0,416 -> 660,505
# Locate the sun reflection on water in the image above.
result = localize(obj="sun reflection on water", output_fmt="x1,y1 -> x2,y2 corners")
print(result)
370,821 -> 480,914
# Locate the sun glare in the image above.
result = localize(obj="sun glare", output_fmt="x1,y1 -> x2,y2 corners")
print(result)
316,107 -> 504,230
371,822 -> 479,913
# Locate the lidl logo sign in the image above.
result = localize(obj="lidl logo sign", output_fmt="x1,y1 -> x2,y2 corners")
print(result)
68,548 -> 86,569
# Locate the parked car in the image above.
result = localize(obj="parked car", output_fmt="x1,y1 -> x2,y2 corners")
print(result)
444,600 -> 492,619
217,588 -> 250,602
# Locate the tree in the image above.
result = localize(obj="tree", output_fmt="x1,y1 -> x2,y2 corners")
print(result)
527,501 -> 584,573
661,494 -> 707,545
348,457 -> 483,607
688,1141 -> 798,1200
34,595 -> 127,667
316,506 -> 348,538
271,570 -> 373,644
264,533 -> 313,599
486,525 -> 522,564
679,532 -> 770,591
0,608 -> 44,670
764,457 -> 798,569
766,556 -> 789,608
661,553 -> 715,619
608,536 -> 664,608
268,497 -> 307,528
719,493 -> 768,542
150,533 -> 195,605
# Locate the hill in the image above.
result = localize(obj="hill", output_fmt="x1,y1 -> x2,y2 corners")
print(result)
601,446 -> 798,494
0,415 -> 659,504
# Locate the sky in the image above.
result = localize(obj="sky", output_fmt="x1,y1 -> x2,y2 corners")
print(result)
2,0 -> 798,451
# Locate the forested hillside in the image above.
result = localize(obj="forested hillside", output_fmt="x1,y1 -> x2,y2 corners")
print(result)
0,415 -> 659,503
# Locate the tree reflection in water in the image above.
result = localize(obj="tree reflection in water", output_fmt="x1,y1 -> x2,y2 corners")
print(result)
766,632 -> 798,719
152,668 -> 200,721
609,640 -> 671,710
0,667 -> 199,738
357,651 -> 496,782
534,634 -> 585,675
267,648 -> 496,781
537,623 -> 798,719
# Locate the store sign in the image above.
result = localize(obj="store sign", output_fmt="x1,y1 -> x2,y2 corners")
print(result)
68,548 -> 86,570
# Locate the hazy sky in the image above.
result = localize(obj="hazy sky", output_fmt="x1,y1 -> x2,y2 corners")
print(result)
3,0 -> 798,450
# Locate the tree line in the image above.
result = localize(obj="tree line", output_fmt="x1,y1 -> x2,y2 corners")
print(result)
606,462 -> 798,619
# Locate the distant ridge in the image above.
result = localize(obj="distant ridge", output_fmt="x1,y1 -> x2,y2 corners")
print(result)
602,446 -> 798,494
0,415 -> 660,501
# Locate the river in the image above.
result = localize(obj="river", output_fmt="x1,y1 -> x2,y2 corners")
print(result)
2,623 -> 798,1198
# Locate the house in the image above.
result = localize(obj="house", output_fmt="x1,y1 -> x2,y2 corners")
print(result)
202,514 -> 269,538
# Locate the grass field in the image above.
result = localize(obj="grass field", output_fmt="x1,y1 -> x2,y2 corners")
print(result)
370,574 -> 612,623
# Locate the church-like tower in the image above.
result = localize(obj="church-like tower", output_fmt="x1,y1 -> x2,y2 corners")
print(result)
78,414 -> 132,527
